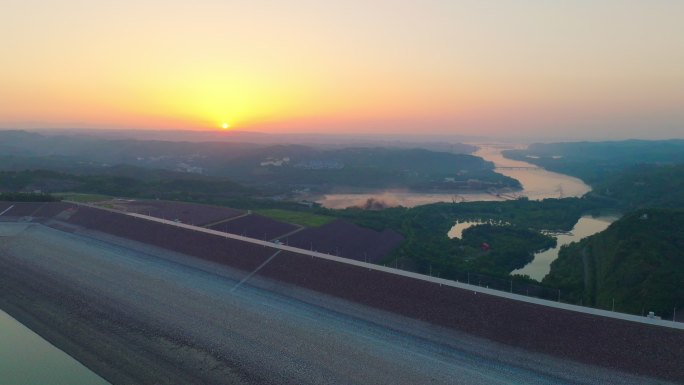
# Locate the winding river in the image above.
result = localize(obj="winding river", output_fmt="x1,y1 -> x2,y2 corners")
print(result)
319,143 -> 611,282
316,143 -> 591,208
511,215 -> 618,280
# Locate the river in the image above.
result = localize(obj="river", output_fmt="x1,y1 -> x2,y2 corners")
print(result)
316,143 -> 591,208
448,214 -> 618,281
319,143 -> 609,282
472,144 -> 591,200
511,215 -> 617,281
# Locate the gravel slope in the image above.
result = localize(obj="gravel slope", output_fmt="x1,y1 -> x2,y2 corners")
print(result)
0,222 -> 674,385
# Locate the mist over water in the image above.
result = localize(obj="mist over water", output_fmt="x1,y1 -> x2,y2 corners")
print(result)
317,144 -> 592,209
318,190 -> 501,209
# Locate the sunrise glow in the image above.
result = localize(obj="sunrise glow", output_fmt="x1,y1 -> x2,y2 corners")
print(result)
1,1 -> 683,139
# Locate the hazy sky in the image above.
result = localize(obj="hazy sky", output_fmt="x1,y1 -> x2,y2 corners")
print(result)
2,1 -> 683,139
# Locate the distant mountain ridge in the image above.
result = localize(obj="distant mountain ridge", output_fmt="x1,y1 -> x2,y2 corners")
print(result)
0,130 -> 517,194
503,139 -> 684,185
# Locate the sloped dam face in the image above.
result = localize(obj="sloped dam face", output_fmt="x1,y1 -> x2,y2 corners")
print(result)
0,205 -> 682,384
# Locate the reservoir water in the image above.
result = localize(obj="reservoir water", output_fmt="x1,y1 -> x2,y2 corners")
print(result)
317,143 -> 591,208
0,309 -> 110,385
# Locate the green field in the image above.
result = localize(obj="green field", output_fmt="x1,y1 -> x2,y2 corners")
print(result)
256,209 -> 335,227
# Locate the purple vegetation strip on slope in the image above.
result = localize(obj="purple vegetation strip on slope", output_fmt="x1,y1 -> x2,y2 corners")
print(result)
255,251 -> 684,383
0,202 -> 14,213
286,220 -> 403,263
208,214 -> 299,241
32,202 -> 78,217
111,200 -> 244,226
0,202 -> 77,218
65,206 -> 272,272
0,202 -> 47,217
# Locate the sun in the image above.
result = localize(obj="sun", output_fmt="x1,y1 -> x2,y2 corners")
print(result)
221,123 -> 230,130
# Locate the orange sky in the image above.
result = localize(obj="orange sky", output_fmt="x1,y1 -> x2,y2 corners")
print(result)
2,1 -> 683,139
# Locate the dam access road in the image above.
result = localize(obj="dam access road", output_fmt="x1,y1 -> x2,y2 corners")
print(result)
0,221 -> 677,385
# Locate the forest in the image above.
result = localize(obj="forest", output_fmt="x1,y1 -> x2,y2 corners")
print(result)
544,209 -> 684,318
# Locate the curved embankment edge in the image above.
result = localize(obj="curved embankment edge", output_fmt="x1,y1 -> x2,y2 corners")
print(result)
2,201 -> 683,383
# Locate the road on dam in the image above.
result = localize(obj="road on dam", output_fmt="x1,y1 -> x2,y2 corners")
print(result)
0,222 -> 674,385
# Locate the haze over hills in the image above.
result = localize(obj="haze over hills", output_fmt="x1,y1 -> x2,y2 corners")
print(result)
0,130 -> 514,196
27,128 -> 487,150
503,140 -> 684,185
